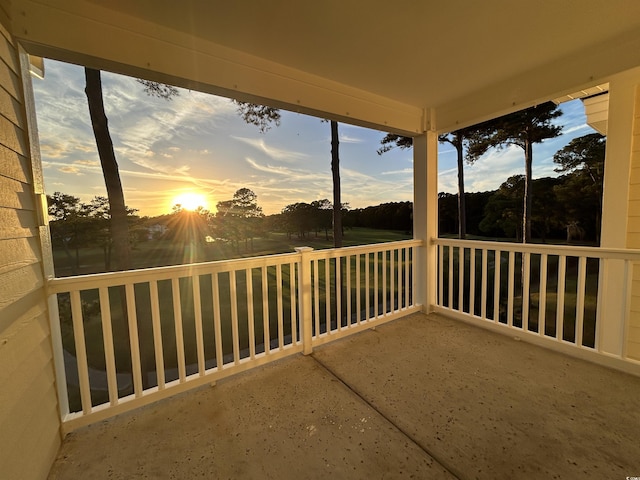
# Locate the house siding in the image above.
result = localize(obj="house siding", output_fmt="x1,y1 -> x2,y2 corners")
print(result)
0,15 -> 61,480
626,85 -> 640,361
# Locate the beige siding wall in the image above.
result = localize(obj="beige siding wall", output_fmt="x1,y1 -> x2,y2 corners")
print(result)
0,14 -> 61,480
626,85 -> 640,361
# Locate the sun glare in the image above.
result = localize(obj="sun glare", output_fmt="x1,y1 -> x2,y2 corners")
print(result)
172,192 -> 207,211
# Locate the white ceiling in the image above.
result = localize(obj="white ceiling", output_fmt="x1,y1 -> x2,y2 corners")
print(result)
92,0 -> 640,110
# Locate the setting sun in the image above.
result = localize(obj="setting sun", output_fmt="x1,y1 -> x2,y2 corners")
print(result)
171,192 -> 208,211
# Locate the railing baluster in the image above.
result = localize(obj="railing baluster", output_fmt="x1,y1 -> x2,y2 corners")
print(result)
389,248 -> 394,314
622,259 -> 633,359
98,287 -> 119,404
448,246 -> 454,309
125,283 -> 143,396
346,255 -> 352,326
336,256 -> 342,330
481,249 -> 487,319
469,248 -> 476,316
396,248 -> 402,312
212,273 -> 223,370
458,247 -> 465,313
192,275 -> 205,375
276,264 -> 284,349
229,270 -> 240,365
313,259 -> 320,337
356,253 -> 361,324
325,258 -> 331,332
595,258 -> 607,352
522,252 -> 531,331
171,278 -> 186,382
538,254 -> 548,336
70,290 -> 91,414
246,268 -> 256,359
261,266 -> 269,354
290,262 -> 297,345
493,250 -> 501,323
438,245 -> 444,307
575,256 -> 587,347
507,251 -> 515,327
148,281 -> 165,390
404,247 -> 410,309
556,255 -> 567,341
382,250 -> 387,316
365,253 -> 370,320
374,252 -> 379,318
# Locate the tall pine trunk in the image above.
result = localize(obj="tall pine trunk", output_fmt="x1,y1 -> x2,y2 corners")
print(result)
84,68 -> 132,271
331,120 -> 342,248
523,140 -> 533,243
455,135 -> 467,239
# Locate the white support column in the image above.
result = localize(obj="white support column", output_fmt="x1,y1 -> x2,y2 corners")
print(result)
413,130 -> 439,312
598,68 -> 640,357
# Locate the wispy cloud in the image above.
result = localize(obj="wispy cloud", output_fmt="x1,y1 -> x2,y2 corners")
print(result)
233,136 -> 309,162
381,168 -> 413,175
339,134 -> 363,144
59,166 -> 82,174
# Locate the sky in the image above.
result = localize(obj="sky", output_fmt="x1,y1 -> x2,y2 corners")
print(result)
32,59 -> 597,217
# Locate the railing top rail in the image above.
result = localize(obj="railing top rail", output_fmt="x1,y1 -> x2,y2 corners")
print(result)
47,251 -> 301,294
307,239 -> 423,260
432,237 -> 640,261
47,239 -> 424,294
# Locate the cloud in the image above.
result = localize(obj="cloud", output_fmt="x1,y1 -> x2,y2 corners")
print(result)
233,136 -> 309,162
562,123 -> 591,135
339,134 -> 363,144
73,159 -> 99,166
245,157 -> 327,183
381,168 -> 413,175
59,166 -> 82,174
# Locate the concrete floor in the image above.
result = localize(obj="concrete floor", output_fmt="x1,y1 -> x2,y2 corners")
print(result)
48,313 -> 640,480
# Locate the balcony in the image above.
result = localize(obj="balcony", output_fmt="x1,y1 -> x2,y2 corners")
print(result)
48,311 -> 640,479
43,238 -> 640,478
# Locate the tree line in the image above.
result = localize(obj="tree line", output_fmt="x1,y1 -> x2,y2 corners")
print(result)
379,102 -> 606,245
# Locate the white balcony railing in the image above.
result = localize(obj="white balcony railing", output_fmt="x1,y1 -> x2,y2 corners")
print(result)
433,238 -> 640,372
47,240 -> 422,432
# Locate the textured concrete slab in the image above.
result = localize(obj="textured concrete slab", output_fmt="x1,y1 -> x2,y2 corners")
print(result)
48,352 -> 454,479
313,313 -> 640,480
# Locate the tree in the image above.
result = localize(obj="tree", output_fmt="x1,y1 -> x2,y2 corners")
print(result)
310,199 -> 333,239
84,195 -> 139,271
214,188 -> 264,251
47,192 -> 87,274
553,133 -> 606,243
84,70 -> 179,271
480,175 -> 525,240
84,68 -> 131,271
487,102 -> 563,243
233,101 -> 281,133
281,202 -> 315,239
379,124 -> 496,239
